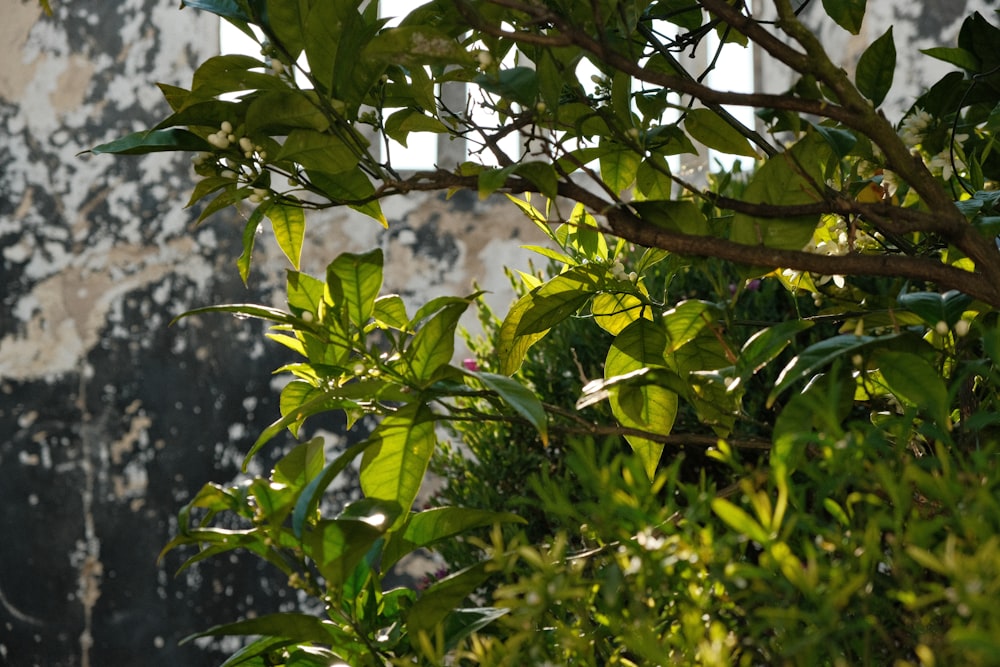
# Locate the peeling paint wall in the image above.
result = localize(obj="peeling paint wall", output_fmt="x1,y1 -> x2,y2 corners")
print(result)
0,2 -> 529,666
2,1 -> 995,666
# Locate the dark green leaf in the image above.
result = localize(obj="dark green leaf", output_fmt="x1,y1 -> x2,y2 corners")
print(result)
237,203 -> 268,284
879,351 -> 950,428
275,129 -> 361,174
246,90 -> 330,133
182,613 -> 338,645
382,507 -> 525,570
408,562 -> 490,640
630,200 -> 709,236
898,290 -> 973,327
821,0 -> 867,35
856,27 -> 896,107
87,129 -> 211,155
473,371 -> 548,444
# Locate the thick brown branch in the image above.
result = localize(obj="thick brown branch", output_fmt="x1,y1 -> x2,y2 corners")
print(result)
368,169 -> 1000,305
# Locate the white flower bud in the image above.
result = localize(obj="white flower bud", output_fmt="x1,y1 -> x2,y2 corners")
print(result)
220,169 -> 237,180
253,187 -> 268,198
248,193 -> 262,203
628,271 -> 638,282
220,121 -> 233,134
954,319 -> 970,337
935,320 -> 949,336
300,310 -> 314,323
239,137 -> 254,153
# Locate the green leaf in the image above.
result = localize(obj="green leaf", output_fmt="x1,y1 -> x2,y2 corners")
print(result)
630,200 -> 709,236
497,292 -> 551,375
266,0 -> 308,57
474,67 -> 539,107
733,320 -> 815,388
366,25 -> 471,68
712,498 -> 771,544
293,439 -> 379,538
514,161 -> 559,200
821,0 -> 867,35
768,332 -> 914,406
684,108 -> 757,157
473,372 -> 548,445
237,203 -> 268,284
731,134 -> 830,250
374,295 -> 410,330
286,270 -> 326,317
186,54 -> 285,104
304,519 -> 384,585
382,508 -> 526,570
920,46 -> 981,72
898,290 -> 972,328
856,27 -> 896,107
879,351 -> 950,428
173,302 -> 303,327
636,155 -> 673,199
515,265 -> 604,336
600,140 -> 641,196
385,108 -> 449,147
326,249 -> 384,329
273,437 -> 325,491
809,122 -> 857,158
306,168 -> 386,227
477,164 -> 517,200
408,562 -> 490,640
87,129 -> 210,155
182,613 -> 339,645
275,129 -> 360,174
246,90 -> 330,133
180,0 -> 249,21
663,300 -> 720,352
605,319 -> 678,479
267,202 -> 306,269
360,405 -> 437,522
404,301 -> 471,384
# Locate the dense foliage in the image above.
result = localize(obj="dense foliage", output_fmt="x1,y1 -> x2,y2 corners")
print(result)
89,0 -> 1000,664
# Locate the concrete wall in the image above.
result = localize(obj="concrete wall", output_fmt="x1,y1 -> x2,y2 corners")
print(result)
0,1 -> 994,665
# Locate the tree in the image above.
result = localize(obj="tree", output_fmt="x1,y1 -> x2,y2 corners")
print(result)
90,1 -> 1000,664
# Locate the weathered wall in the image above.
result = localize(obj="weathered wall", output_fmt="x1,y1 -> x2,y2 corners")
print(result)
0,2 -> 528,666
1,1 -> 995,666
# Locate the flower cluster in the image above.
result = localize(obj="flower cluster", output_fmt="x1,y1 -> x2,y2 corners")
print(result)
898,108 -> 968,181
191,120 -> 273,204
610,259 -> 637,283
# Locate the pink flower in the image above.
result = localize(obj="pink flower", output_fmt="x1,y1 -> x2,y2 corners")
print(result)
462,359 -> 480,372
